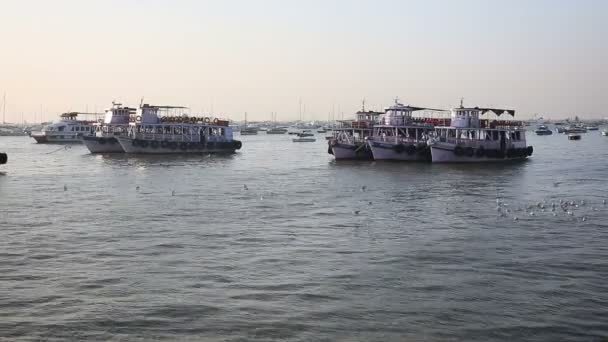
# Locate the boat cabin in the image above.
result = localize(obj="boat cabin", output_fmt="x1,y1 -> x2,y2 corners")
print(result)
128,123 -> 234,143
104,102 -> 136,125
434,105 -> 526,148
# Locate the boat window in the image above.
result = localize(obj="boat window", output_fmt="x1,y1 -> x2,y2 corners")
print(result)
516,131 -> 521,140
492,130 -> 499,141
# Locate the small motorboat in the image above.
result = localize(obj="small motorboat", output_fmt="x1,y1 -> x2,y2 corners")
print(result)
292,133 -> 316,142
586,126 -> 599,131
535,125 -> 553,135
568,133 -> 581,140
601,130 -> 608,136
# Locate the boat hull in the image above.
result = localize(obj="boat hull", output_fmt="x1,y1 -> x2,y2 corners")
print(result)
31,133 -> 90,144
430,143 -> 530,163
116,137 -> 241,154
81,136 -> 124,153
292,138 -> 316,142
330,143 -> 373,160
535,130 -> 553,135
368,141 -> 430,161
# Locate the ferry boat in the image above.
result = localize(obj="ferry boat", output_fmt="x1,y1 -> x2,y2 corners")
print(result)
0,152 -> 6,165
115,104 -> 242,154
328,102 -> 383,160
30,112 -> 97,143
81,102 -> 136,153
534,125 -> 553,135
427,103 -> 532,163
366,100 -> 448,161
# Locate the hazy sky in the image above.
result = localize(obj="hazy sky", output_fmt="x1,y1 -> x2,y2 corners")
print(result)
1,0 -> 607,122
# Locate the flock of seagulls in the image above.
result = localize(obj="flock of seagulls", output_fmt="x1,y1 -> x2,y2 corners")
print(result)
59,182 -> 605,224
496,196 -> 605,222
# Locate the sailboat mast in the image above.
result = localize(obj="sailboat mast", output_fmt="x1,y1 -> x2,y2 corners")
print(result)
2,92 -> 6,124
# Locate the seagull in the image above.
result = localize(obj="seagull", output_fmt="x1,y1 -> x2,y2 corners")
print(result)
136,186 -> 140,191
514,216 -> 519,221
353,210 -> 360,215
361,186 -> 367,192
63,185 -> 67,191
582,217 -> 587,222
243,184 -> 248,190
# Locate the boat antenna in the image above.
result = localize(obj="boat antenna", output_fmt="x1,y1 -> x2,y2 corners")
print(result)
140,97 -> 144,107
460,97 -> 464,108
362,98 -> 366,112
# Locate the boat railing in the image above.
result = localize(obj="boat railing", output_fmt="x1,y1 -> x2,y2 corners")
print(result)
134,132 -> 230,143
371,136 -> 428,144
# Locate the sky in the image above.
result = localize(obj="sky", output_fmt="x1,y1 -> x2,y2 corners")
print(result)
0,0 -> 607,122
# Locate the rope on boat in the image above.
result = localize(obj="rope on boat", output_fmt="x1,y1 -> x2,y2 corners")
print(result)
46,146 -> 71,154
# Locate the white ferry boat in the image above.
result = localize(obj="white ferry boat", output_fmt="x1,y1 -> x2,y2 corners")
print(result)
366,100 -> 448,161
427,103 -> 532,163
81,102 -> 136,153
328,102 -> 383,160
115,104 -> 242,154
31,112 -> 97,143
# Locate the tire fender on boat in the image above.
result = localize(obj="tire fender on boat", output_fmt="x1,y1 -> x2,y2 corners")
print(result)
454,146 -> 464,156
405,145 -> 416,155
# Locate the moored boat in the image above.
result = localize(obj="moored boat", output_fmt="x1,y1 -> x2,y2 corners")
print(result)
115,103 -> 242,154
568,133 -> 581,140
563,126 -> 587,134
81,102 -> 136,153
367,99 -> 448,161
535,125 -> 553,135
292,133 -> 316,142
30,112 -> 98,143
601,129 -> 608,136
266,127 -> 287,134
328,102 -> 383,160
428,103 -> 532,163
240,127 -> 258,135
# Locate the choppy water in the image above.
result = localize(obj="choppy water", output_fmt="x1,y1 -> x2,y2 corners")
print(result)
1,131 -> 608,341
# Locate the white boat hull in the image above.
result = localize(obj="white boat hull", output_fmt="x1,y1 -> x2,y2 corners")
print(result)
330,143 -> 373,160
430,143 -> 530,163
31,132 -> 91,144
368,141 -> 429,161
116,136 -> 240,154
81,136 -> 124,153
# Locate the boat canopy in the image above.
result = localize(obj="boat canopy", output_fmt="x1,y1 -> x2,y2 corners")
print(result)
457,107 -> 515,116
